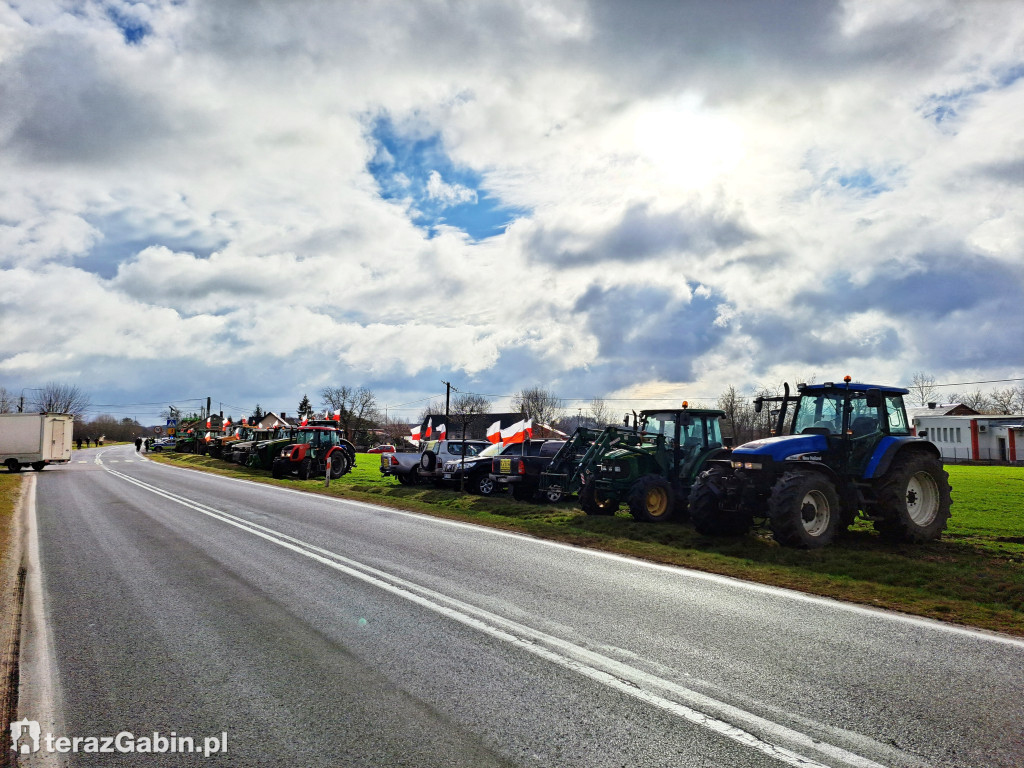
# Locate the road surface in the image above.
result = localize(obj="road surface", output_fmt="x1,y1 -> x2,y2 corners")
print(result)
16,444 -> 1024,766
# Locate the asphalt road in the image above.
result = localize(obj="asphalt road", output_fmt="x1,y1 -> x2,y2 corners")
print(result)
16,444 -> 1024,766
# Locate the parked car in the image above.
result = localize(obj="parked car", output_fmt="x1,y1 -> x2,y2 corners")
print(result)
380,439 -> 487,485
441,441 -> 550,495
490,440 -> 567,501
367,444 -> 396,454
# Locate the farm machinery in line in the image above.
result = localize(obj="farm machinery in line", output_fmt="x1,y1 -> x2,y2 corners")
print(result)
688,378 -> 952,548
540,406 -> 729,523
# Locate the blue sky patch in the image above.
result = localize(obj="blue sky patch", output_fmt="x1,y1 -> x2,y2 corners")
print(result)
106,4 -> 151,45
367,115 -> 527,240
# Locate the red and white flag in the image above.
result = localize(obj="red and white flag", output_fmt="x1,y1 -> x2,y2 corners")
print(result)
424,418 -> 433,439
332,410 -> 341,422
501,419 -> 525,445
436,423 -> 447,440
410,425 -> 422,442
486,420 -> 502,444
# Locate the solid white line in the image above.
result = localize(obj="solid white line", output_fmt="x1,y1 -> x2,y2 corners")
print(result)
18,475 -> 64,768
108,467 -> 901,768
139,457 -> 1024,650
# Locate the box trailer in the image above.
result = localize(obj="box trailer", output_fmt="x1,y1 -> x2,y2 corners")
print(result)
0,413 -> 75,472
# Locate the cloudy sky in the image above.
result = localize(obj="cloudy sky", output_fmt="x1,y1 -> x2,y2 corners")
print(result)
1,0 -> 1022,424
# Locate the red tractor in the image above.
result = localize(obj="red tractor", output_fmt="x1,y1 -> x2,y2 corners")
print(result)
271,426 -> 356,480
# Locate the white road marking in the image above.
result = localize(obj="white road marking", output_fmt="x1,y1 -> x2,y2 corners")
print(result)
108,467 -> 902,768
143,457 -> 1024,650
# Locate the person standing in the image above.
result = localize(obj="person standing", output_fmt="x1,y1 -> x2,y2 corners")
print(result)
134,437 -> 142,452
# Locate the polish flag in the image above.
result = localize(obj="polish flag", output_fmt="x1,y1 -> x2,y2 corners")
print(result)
436,423 -> 447,440
501,419 -> 526,445
241,417 -> 247,425
523,418 -> 533,440
206,419 -> 211,429
424,418 -> 433,439
486,420 -> 502,444
332,410 -> 341,422
410,425 -> 421,442
300,416 -> 309,426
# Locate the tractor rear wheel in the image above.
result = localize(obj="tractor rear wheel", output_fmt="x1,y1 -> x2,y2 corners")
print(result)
627,475 -> 675,523
768,470 -> 840,548
689,468 -> 753,536
873,453 -> 951,542
271,458 -> 286,479
580,481 -> 617,516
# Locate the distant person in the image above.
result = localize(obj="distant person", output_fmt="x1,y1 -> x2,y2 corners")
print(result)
76,438 -> 82,450
134,437 -> 142,452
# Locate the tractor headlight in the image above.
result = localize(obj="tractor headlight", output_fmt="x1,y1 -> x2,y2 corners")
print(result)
731,460 -> 762,470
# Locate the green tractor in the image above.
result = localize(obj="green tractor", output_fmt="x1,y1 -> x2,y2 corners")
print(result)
571,405 -> 729,522
688,379 -> 952,548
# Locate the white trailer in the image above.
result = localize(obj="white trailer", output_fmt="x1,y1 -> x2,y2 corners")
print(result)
0,413 -> 75,472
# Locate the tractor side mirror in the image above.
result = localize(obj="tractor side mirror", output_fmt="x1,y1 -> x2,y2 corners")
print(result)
866,388 -> 882,408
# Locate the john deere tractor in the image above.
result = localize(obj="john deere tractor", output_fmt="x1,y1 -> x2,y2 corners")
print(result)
689,378 -> 952,548
570,405 -> 729,522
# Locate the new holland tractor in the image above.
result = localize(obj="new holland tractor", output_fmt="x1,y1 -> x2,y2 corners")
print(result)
688,378 -> 952,548
570,405 -> 729,522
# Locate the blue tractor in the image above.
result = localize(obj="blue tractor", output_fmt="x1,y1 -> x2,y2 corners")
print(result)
689,378 -> 952,548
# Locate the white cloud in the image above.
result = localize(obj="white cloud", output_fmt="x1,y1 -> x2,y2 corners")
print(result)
0,0 -> 1022,415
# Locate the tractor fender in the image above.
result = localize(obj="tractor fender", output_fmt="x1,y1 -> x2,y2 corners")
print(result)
780,459 -> 842,486
863,437 -> 940,480
338,439 -> 357,462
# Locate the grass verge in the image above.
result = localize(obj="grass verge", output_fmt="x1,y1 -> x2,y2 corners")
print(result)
146,452 -> 1024,637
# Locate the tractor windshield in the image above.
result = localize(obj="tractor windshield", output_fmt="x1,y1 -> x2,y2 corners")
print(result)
793,392 -> 844,435
643,413 -> 678,446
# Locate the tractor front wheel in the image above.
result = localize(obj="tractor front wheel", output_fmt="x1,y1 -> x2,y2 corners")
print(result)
330,453 -> 350,479
297,457 -> 313,480
580,481 -> 617,516
873,453 -> 951,542
628,475 -> 675,523
768,470 -> 840,548
689,468 -> 753,536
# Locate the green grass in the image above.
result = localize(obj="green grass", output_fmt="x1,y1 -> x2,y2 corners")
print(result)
148,452 -> 1024,637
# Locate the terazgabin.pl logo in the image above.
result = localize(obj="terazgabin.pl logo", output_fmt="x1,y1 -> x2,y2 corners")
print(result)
10,719 -> 40,754
11,719 -> 228,757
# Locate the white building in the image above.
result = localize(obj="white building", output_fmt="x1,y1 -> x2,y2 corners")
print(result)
911,413 -> 1024,464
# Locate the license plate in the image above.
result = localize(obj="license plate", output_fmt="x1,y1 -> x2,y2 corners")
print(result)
499,458 -> 511,474
443,473 -> 452,479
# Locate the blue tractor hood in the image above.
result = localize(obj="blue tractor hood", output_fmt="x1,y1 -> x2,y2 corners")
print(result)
731,434 -> 829,462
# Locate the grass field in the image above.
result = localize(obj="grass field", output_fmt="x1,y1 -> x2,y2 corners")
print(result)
147,452 -> 1024,636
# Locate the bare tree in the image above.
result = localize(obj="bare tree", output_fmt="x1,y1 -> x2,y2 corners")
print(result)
417,400 -> 446,422
31,382 -> 90,417
908,372 -> 939,406
587,397 -> 612,427
512,386 -> 564,426
321,385 -> 380,435
988,388 -> 1018,415
450,393 -> 491,488
1015,385 -> 1024,414
0,386 -> 14,414
950,389 -> 991,413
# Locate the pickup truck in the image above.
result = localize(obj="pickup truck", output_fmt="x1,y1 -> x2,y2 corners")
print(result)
438,441 -> 551,496
489,440 -> 566,501
380,439 -> 487,485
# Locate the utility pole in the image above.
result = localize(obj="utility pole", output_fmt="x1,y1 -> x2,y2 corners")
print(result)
442,380 -> 451,424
